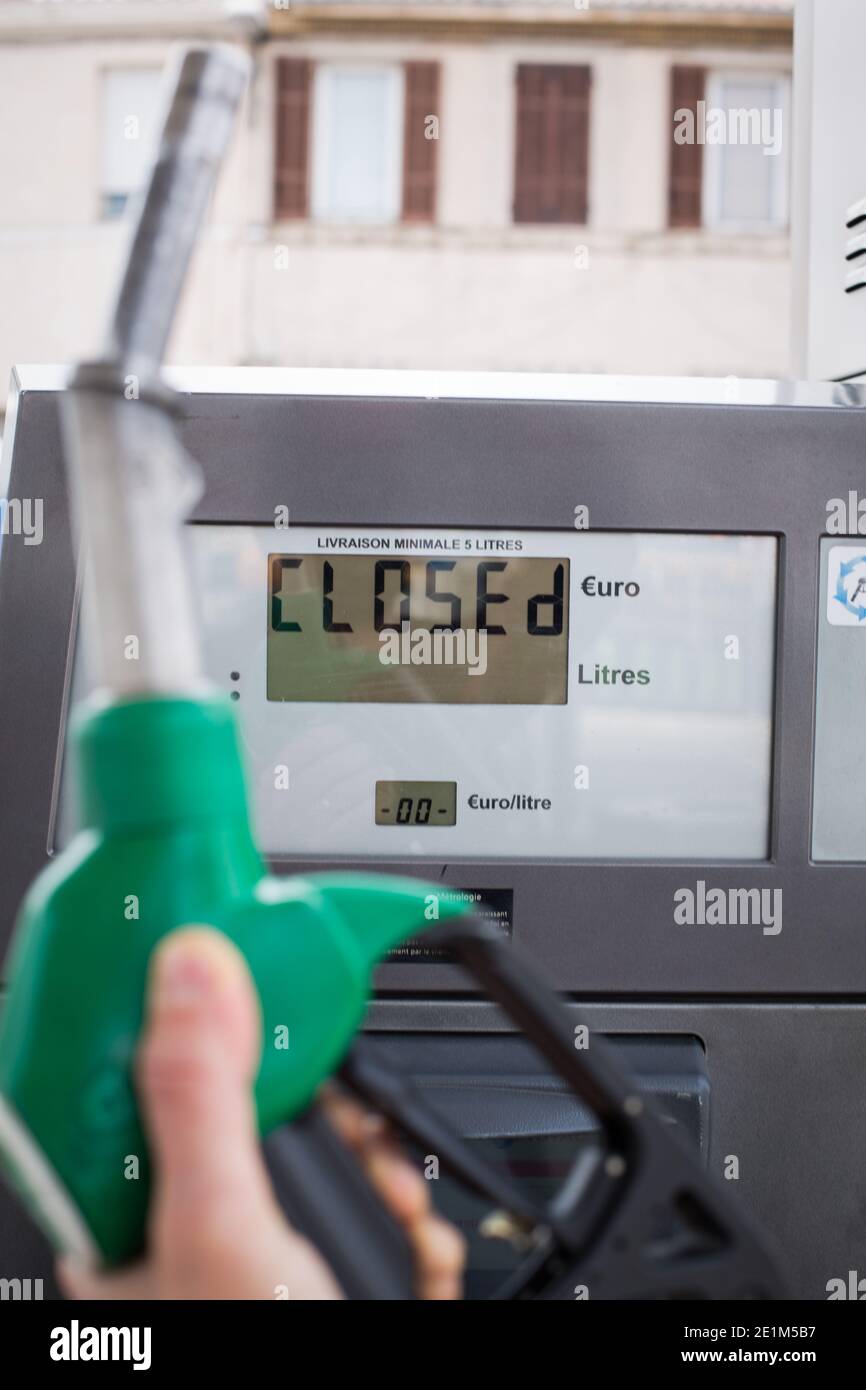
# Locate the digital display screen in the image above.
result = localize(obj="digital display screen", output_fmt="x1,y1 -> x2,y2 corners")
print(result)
375,780 -> 457,826
59,525 -> 779,864
267,554 -> 569,704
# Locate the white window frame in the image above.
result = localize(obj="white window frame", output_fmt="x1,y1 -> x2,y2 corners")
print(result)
311,63 -> 405,226
99,66 -> 164,219
702,71 -> 791,233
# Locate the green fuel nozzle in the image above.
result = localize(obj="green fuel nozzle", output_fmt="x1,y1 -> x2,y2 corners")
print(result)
0,695 -> 465,1264
0,48 -> 469,1270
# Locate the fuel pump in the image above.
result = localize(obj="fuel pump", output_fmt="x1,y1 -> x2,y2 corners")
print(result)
0,45 -> 786,1301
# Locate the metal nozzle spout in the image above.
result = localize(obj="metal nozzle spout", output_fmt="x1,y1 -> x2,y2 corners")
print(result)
104,45 -> 251,379
63,46 -> 251,697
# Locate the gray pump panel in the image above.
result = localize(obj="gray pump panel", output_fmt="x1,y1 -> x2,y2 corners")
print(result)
1,366 -> 865,1298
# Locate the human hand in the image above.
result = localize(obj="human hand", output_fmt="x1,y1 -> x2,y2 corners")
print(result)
58,927 -> 465,1300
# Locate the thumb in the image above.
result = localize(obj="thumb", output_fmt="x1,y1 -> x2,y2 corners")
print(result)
136,927 -> 279,1265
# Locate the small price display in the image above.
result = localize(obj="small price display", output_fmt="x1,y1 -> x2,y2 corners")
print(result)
375,780 -> 457,827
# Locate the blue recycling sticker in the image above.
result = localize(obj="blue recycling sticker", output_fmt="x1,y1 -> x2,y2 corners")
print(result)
834,554 -> 866,621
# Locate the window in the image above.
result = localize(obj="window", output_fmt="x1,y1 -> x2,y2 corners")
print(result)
513,64 -> 591,225
668,67 -> 789,232
100,68 -> 163,220
274,59 -> 440,225
312,66 -> 404,224
703,75 -> 789,231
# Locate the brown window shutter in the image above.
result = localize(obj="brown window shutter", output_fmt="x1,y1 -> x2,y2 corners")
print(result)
514,64 -> 591,225
274,57 -> 311,220
402,61 -> 440,223
668,65 -> 705,229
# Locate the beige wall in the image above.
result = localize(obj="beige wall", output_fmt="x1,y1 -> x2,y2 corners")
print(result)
0,26 -> 793,408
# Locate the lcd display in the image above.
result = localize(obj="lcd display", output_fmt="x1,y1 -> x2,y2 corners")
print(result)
375,780 -> 457,826
267,554 -> 569,704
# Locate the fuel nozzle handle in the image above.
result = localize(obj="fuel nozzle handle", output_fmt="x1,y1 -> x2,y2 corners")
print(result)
63,46 -> 250,698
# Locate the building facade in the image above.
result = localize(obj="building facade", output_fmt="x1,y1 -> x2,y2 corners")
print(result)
0,0 -> 794,410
